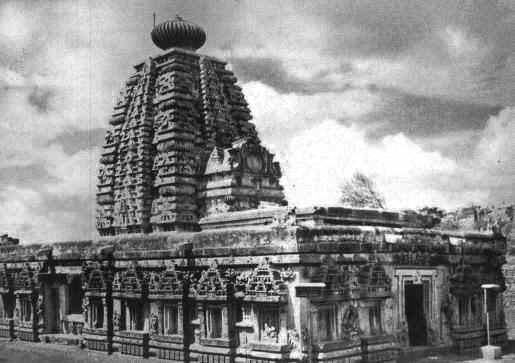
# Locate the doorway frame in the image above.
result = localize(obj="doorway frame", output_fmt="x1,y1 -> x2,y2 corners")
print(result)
394,268 -> 438,346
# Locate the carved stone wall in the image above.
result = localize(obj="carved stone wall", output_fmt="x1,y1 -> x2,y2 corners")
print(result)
0,219 -> 508,363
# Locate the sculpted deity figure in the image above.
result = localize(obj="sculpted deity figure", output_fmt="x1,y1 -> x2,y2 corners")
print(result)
396,320 -> 409,346
264,322 -> 277,340
36,295 -> 44,326
342,304 -> 360,335
113,311 -> 120,331
150,313 -> 159,335
287,328 -> 300,349
441,293 -> 455,326
82,297 -> 89,324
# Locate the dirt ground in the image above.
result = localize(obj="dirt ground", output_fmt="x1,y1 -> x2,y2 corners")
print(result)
1,340 -> 515,363
0,340 -> 168,363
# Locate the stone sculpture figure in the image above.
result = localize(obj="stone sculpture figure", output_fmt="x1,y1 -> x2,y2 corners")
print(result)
36,295 -> 44,327
82,297 -> 89,324
342,304 -> 360,339
264,322 -> 277,340
288,328 -> 300,349
396,321 -> 409,346
150,313 -> 159,335
113,311 -> 120,331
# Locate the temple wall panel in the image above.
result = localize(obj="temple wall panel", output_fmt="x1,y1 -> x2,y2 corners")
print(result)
0,211 -> 509,363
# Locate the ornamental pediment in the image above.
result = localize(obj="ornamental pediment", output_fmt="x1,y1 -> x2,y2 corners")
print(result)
13,263 -> 37,292
358,259 -> 392,298
234,258 -> 294,302
190,261 -> 235,299
112,261 -> 147,295
82,262 -> 108,291
148,264 -> 185,297
0,264 -> 12,292
308,255 -> 360,299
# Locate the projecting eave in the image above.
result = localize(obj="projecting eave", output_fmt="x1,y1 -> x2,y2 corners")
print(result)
199,205 -> 437,230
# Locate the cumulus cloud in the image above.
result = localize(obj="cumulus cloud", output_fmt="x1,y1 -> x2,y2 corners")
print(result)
243,81 -> 381,148
469,107 -> 515,204
246,81 -> 514,210
0,2 -> 36,51
0,1 -> 113,243
219,0 -> 515,106
276,119 -> 462,209
0,185 -> 96,243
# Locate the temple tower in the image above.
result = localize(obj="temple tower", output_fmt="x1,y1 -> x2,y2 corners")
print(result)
96,16 -> 285,236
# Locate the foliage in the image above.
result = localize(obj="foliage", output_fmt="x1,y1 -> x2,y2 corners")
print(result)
340,172 -> 385,209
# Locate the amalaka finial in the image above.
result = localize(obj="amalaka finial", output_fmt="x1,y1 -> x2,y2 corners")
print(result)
151,15 -> 206,51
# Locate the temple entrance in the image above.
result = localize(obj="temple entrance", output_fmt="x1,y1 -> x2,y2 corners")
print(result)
68,276 -> 83,314
405,283 -> 427,346
47,287 -> 60,333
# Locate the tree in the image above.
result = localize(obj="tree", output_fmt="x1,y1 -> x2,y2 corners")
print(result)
340,172 -> 385,209
418,206 -> 446,228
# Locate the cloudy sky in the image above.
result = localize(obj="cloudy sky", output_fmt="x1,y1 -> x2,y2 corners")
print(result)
0,0 -> 513,243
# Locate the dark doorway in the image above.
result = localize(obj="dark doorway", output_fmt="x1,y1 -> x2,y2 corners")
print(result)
405,283 -> 427,346
47,287 -> 60,333
68,276 -> 83,314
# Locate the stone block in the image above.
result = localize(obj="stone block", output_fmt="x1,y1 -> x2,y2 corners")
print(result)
481,345 -> 502,360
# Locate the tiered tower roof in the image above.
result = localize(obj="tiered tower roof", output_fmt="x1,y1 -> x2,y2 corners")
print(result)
96,17 -> 285,236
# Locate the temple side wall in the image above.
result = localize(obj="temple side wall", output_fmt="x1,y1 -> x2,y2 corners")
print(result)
0,218 -> 508,363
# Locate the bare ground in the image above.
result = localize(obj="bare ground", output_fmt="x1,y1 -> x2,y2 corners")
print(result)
1,340 -> 515,363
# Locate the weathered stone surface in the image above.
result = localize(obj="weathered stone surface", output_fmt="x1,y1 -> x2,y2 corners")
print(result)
97,43 -> 284,235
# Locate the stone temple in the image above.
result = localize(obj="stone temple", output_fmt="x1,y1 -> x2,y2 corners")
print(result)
0,16 -> 513,363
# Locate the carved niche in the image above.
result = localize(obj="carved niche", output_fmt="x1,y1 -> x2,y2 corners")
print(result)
303,255 -> 360,300
227,138 -> 282,179
112,261 -> 148,296
358,259 -> 392,299
0,264 -> 12,294
148,264 -> 185,298
82,261 -> 111,292
14,264 -> 37,292
234,258 -> 295,303
449,264 -> 480,297
190,261 -> 235,300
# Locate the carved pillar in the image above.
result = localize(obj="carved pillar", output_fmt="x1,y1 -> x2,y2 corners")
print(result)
0,295 -> 4,319
125,303 -> 130,330
158,301 -> 164,335
14,295 -> 20,323
36,293 -> 44,335
309,304 -> 318,344
222,305 -> 228,338
358,301 -> 372,335
178,302 -> 184,335
82,296 -> 89,328
278,305 -> 288,345
102,297 -> 107,330
197,302 -> 205,340
251,305 -> 258,342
